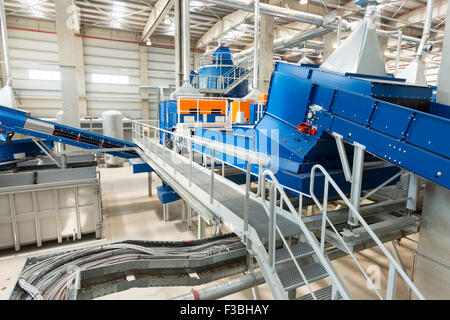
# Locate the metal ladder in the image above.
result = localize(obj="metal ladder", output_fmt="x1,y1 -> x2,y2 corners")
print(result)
251,170 -> 350,300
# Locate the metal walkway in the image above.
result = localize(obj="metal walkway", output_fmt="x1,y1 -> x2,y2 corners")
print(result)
133,127 -> 350,301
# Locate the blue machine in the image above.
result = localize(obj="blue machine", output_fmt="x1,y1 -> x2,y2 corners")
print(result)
0,106 -> 138,160
194,46 -> 249,98
191,62 -> 450,195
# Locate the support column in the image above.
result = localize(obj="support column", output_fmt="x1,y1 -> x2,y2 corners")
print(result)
413,3 -> 450,299
139,45 -> 150,119
174,0 -> 183,88
74,36 -> 87,117
258,2 -> 274,92
55,0 -> 81,128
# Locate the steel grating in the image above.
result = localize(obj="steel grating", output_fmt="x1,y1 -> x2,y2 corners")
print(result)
296,285 -> 342,300
275,242 -> 314,264
277,262 -> 328,291
152,143 -> 302,243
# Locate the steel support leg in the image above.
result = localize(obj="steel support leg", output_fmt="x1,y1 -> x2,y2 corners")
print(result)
406,173 -> 420,212
187,205 -> 192,230
348,142 -> 366,227
181,200 -> 187,223
197,215 -> 206,239
288,289 -> 296,300
386,262 -> 398,300
163,203 -> 169,222
148,172 -> 153,197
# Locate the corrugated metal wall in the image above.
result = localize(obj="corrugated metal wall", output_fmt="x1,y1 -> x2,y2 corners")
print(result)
9,28 -> 61,118
7,21 -> 187,120
83,37 -> 142,118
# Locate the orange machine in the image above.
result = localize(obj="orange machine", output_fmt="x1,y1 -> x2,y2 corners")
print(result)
230,101 -> 250,122
258,93 -> 268,105
178,99 -> 227,114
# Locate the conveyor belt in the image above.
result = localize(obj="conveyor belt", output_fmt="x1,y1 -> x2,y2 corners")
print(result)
0,106 -> 138,159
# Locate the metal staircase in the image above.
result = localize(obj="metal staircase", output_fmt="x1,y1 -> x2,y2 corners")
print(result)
132,120 -> 425,300
193,55 -> 253,95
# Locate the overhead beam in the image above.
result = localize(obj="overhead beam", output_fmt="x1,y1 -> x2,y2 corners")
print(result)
196,10 -> 253,48
395,1 -> 447,28
141,0 -> 173,42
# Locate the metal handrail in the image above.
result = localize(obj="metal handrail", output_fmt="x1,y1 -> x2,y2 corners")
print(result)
310,164 -> 425,300
260,169 -> 351,300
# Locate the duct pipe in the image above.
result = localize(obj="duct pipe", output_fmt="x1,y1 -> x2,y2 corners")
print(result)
172,271 -> 266,300
416,0 -> 435,60
336,16 -> 342,47
200,0 -> 349,29
235,26 -> 331,61
395,30 -> 402,77
0,0 -> 11,85
182,0 -> 190,84
252,0 -> 259,90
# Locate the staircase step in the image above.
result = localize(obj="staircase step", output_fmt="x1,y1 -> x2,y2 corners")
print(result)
296,285 -> 342,300
277,263 -> 328,291
275,242 -> 314,264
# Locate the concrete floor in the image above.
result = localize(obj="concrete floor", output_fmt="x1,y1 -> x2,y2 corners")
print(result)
0,164 -> 419,300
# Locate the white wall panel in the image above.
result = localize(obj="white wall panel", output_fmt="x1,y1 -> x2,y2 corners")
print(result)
7,20 -> 180,120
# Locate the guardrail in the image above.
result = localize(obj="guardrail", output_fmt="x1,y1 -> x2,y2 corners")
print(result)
310,164 -> 425,300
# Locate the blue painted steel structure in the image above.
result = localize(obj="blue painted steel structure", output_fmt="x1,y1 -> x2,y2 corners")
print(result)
0,106 -> 138,159
189,62 -> 450,193
193,46 -> 249,98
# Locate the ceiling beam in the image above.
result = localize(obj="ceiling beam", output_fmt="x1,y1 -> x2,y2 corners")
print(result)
196,9 -> 253,48
141,0 -> 173,42
394,0 -> 448,27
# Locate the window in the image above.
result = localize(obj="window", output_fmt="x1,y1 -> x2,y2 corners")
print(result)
92,73 -> 129,85
29,69 -> 60,81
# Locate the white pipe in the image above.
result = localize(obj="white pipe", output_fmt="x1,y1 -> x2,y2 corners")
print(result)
395,30 -> 402,76
0,0 -> 10,85
253,0 -> 259,90
416,0 -> 435,60
336,16 -> 342,47
200,0 -> 347,28
182,0 -> 190,84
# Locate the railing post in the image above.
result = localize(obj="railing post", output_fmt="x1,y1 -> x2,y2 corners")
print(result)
320,178 -> 329,253
188,138 -> 192,187
210,148 -> 215,204
268,182 -> 276,268
386,262 -> 398,300
162,132 -> 166,164
244,160 -> 251,241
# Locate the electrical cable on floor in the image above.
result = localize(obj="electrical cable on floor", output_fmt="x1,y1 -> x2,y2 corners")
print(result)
12,237 -> 245,300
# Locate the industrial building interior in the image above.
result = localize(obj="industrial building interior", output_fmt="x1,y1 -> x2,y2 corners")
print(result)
0,0 -> 448,302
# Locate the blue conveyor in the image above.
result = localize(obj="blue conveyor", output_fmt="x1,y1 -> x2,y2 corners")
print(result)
0,106 -> 138,159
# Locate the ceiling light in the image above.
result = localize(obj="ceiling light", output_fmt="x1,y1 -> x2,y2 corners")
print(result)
299,0 -> 308,5
146,39 -> 152,46
163,15 -> 171,24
